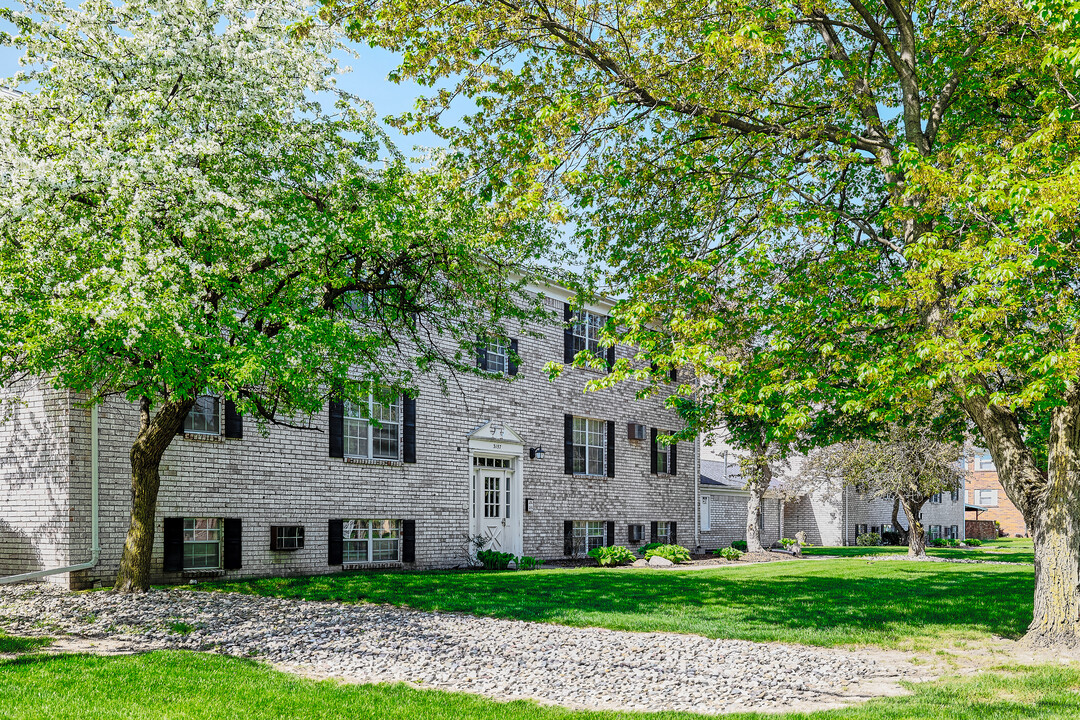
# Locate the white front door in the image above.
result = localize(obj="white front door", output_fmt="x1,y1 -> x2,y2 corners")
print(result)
472,456 -> 522,556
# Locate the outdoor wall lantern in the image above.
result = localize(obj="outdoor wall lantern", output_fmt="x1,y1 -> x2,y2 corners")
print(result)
525,498 -> 533,513
529,445 -> 546,460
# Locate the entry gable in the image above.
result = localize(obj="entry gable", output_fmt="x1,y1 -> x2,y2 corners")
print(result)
468,420 -> 525,452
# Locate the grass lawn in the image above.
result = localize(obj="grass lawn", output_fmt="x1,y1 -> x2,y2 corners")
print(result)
0,630 -> 51,655
203,558 -> 1033,650
1,649 -> 1079,720
802,538 -> 1034,564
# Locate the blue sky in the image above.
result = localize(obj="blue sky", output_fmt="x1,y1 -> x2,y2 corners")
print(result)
0,32 -> 448,153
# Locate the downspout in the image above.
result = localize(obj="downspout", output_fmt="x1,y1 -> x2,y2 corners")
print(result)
694,433 -> 701,551
1,404 -> 100,584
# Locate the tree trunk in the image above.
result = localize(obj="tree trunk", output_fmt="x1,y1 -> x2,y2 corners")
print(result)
898,495 -> 927,558
1025,396 -> 1080,647
958,379 -> 1080,645
745,457 -> 772,553
891,496 -> 908,544
113,396 -> 194,593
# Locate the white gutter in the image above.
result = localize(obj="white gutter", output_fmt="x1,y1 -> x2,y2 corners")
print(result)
1,404 -> 100,584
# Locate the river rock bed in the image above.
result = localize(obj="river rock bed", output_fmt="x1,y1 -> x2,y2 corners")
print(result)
0,584 -> 895,715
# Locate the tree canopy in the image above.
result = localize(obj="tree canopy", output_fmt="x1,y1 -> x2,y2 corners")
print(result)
0,0 -> 548,590
334,0 -> 1080,643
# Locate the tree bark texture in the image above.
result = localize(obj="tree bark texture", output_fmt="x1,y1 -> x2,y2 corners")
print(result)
961,381 -> 1080,646
745,458 -> 772,554
898,495 -> 927,558
891,496 -> 908,544
1026,396 -> 1080,647
113,396 -> 195,593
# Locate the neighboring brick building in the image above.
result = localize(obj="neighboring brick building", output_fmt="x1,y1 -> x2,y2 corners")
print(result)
964,449 -> 1028,537
1,285 -> 698,588
697,459 -> 782,550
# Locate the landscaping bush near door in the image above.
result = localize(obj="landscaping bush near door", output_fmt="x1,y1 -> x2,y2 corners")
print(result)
476,550 -> 515,570
644,544 -> 691,564
636,542 -> 662,557
587,546 -> 636,567
856,533 -> 882,546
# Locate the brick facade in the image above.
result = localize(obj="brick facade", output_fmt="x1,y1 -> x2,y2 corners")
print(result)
698,490 -> 782,550
2,289 -> 698,588
965,469 -> 1028,537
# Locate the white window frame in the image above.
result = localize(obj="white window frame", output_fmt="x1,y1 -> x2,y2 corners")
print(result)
572,310 -> 604,356
572,416 -> 607,476
977,489 -> 999,507
573,520 -> 606,555
656,521 -> 671,544
484,336 -> 510,375
977,451 -> 996,471
184,395 -> 220,436
182,517 -> 221,570
656,431 -> 672,474
344,389 -> 402,460
930,492 -> 942,504
343,519 -> 402,563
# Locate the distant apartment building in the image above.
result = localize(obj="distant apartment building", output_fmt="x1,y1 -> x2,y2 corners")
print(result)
964,449 -> 1028,537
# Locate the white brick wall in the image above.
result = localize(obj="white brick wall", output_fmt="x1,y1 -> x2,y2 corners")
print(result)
6,301 -> 699,588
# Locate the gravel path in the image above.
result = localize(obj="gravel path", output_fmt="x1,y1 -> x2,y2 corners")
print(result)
0,584 -> 912,715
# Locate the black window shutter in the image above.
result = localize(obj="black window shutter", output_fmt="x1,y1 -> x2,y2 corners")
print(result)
163,517 -> 183,572
650,521 -> 658,543
508,338 -> 519,376
670,441 -> 678,475
328,397 -> 344,458
223,518 -> 242,570
476,334 -> 488,371
402,396 -> 417,463
606,521 -> 615,547
670,367 -> 678,382
327,519 -> 344,565
670,521 -> 678,545
650,427 -> 658,475
606,420 -> 616,478
628,524 -> 636,543
269,525 -> 279,551
401,519 -> 416,563
606,344 -> 616,373
563,520 -> 574,556
224,400 -> 243,439
564,414 -> 575,475
563,302 -> 575,363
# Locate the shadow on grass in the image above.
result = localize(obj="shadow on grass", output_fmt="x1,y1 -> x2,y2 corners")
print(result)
1,650 -> 1078,720
203,559 -> 1033,648
0,632 -> 51,654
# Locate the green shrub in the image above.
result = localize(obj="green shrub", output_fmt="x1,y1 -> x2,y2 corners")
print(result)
516,556 -> 544,570
730,540 -> 748,552
636,542 -> 663,557
929,538 -> 948,548
715,547 -> 743,561
587,546 -> 636,567
947,539 -> 961,547
964,538 -> 983,547
476,550 -> 515,570
780,538 -> 800,548
644,544 -> 691,563
856,532 -> 882,546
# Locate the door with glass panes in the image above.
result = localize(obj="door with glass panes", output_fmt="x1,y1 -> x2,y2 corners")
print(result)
472,456 -> 522,556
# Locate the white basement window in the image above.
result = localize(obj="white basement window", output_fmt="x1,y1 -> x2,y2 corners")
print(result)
183,518 -> 221,569
343,519 -> 402,563
573,520 -> 606,554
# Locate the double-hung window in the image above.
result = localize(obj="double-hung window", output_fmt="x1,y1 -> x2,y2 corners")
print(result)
656,521 -> 672,544
184,395 -> 220,435
930,492 -> 942,504
342,519 -> 402,563
572,521 -> 606,554
485,337 -> 510,375
344,389 -> 401,460
977,451 -> 996,471
929,525 -> 943,541
572,311 -> 604,355
950,488 -> 960,502
183,518 -> 221,569
572,417 -> 606,476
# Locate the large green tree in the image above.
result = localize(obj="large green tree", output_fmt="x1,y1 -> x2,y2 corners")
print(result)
0,0 -> 547,592
335,0 -> 1080,643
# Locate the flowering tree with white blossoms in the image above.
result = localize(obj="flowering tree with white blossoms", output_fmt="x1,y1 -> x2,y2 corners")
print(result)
0,0 -> 548,591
